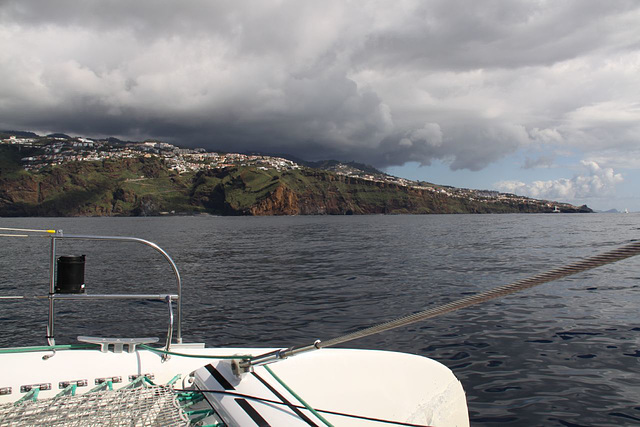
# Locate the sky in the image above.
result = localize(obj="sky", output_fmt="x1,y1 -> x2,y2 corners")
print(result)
1,1 -> 639,211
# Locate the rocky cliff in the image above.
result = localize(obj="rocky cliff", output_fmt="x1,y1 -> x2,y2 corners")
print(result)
0,147 -> 591,216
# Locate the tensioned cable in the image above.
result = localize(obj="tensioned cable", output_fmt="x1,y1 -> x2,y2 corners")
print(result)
246,240 -> 640,366
319,240 -> 640,349
177,388 -> 432,427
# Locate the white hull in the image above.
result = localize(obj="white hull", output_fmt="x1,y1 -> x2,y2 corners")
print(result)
0,344 -> 469,426
0,229 -> 469,426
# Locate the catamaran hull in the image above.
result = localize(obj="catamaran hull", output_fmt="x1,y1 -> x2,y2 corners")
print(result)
0,345 -> 469,426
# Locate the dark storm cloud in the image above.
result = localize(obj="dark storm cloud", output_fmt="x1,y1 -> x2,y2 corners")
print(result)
353,1 -> 639,71
1,0 -> 640,170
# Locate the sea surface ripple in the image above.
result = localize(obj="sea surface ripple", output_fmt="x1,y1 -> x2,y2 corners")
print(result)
1,214 -> 639,426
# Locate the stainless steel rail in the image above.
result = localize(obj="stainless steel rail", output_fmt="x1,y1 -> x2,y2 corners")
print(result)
1,230 -> 182,350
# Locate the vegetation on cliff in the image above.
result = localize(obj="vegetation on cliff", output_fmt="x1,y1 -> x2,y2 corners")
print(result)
0,145 -> 591,216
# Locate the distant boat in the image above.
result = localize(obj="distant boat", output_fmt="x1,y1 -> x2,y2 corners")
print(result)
552,206 -> 561,213
623,208 -> 629,214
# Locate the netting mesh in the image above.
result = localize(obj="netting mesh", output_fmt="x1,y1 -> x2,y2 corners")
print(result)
0,386 -> 191,426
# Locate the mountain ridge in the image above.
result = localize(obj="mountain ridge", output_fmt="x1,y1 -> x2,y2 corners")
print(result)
0,131 -> 592,216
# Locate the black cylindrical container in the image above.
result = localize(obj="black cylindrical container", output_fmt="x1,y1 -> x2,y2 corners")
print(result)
55,255 -> 86,293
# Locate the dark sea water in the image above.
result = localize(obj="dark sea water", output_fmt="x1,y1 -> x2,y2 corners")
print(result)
1,214 -> 639,426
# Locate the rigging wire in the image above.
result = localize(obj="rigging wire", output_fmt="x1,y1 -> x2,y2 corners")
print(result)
320,239 -> 640,348
246,239 -> 640,366
177,388 -> 433,427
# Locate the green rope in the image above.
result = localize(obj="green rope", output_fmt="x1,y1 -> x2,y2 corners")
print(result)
166,374 -> 181,386
186,409 -> 215,416
123,376 -> 148,389
177,395 -> 198,402
54,384 -> 77,398
263,365 -> 334,427
181,396 -> 205,408
177,391 -> 205,402
14,388 -> 40,406
88,380 -> 113,393
0,344 -> 98,354
138,344 -> 251,361
177,392 -> 199,399
0,343 -> 252,363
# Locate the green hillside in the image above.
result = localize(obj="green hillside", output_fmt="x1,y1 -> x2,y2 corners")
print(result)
0,146 -> 590,216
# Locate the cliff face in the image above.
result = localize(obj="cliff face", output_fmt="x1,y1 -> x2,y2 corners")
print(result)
249,185 -> 300,215
191,167 -> 586,216
242,181 -> 494,216
0,147 -> 591,217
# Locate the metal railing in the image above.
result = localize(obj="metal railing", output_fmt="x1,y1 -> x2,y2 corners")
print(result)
0,229 -> 182,351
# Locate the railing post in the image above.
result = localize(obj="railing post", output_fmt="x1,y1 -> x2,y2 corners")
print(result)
47,235 -> 57,346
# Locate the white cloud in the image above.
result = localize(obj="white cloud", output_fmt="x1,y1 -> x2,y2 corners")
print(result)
523,155 -> 555,169
528,128 -> 563,144
587,152 -> 640,169
495,161 -> 623,201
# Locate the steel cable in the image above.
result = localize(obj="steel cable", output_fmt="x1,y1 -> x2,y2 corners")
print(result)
319,240 -> 640,349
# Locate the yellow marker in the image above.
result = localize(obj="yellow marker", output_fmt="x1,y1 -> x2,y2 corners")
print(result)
0,227 -> 58,234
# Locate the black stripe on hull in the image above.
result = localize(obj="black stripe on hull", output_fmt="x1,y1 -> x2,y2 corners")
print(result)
235,398 -> 271,427
205,364 -> 235,390
252,371 -> 319,426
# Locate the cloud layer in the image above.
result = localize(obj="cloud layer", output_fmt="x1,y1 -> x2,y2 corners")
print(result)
495,161 -> 624,201
1,0 -> 639,172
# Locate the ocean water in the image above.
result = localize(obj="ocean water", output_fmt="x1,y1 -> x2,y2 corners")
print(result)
1,214 -> 639,426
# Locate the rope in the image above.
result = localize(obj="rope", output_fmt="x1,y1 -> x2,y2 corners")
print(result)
264,365 -> 334,427
0,344 -> 98,354
138,344 -> 251,360
0,343 -> 251,361
319,240 -> 640,349
176,389 -> 432,426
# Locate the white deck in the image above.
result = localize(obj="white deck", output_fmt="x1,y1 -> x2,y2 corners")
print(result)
0,344 -> 469,426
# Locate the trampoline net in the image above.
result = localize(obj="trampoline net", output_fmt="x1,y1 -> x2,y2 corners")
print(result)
0,385 -> 191,426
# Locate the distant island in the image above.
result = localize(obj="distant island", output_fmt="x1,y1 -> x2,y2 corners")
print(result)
0,131 -> 592,216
